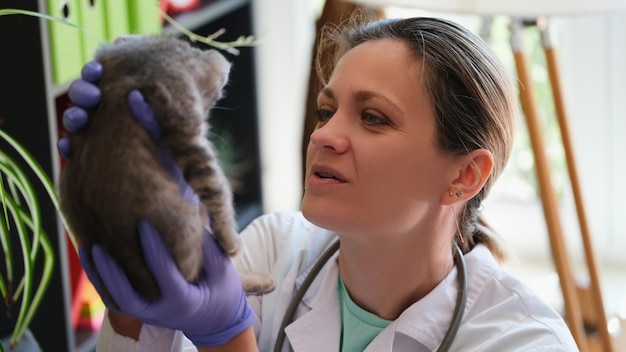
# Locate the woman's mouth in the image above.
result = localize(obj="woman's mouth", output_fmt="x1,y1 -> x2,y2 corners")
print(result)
310,165 -> 346,183
316,171 -> 341,181
306,165 -> 348,191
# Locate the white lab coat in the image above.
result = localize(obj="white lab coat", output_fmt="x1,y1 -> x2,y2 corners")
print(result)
96,211 -> 579,352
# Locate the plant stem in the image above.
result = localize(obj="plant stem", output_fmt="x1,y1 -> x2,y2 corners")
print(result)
160,10 -> 257,55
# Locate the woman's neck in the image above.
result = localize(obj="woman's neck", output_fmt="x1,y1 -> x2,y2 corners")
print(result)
337,232 -> 454,321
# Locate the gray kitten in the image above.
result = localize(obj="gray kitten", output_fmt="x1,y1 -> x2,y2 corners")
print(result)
60,35 -> 275,301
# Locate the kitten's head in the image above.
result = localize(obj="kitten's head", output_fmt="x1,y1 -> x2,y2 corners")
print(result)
96,34 -> 232,127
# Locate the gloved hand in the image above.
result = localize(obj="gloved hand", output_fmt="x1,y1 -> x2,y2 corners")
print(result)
79,221 -> 255,347
67,61 -> 256,346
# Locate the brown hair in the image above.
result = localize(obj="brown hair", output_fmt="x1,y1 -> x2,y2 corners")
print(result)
317,15 -> 516,260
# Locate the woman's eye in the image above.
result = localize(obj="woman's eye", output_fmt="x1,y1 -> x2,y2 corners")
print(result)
316,109 -> 334,121
362,113 -> 388,125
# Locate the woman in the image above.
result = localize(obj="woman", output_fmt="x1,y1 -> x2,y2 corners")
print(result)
62,15 -> 578,351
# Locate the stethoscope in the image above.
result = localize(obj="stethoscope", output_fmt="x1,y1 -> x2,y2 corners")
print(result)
274,240 -> 468,352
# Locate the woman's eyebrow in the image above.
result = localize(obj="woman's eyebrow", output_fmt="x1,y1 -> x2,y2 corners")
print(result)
355,90 -> 404,116
355,90 -> 377,103
319,87 -> 335,100
319,88 -> 403,114
319,88 -> 383,102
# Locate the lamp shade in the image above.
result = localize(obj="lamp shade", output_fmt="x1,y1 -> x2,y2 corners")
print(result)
353,0 -> 626,16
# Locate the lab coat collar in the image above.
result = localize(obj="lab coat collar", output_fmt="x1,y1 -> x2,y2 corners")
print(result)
368,266 -> 462,351
281,247 -> 455,352
369,245 -> 500,351
284,244 -> 498,351
284,253 -> 341,351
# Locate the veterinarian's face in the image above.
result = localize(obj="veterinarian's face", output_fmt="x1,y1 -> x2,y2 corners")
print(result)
301,39 -> 458,239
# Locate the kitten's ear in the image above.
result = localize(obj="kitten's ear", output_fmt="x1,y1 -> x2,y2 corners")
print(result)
204,50 -> 231,89
198,50 -> 231,107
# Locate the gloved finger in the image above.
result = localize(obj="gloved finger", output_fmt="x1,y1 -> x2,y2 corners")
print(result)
81,60 -> 103,83
137,220 -> 191,298
127,90 -> 175,176
68,79 -> 101,109
91,244 -> 147,312
126,90 -> 180,180
180,183 -> 200,210
63,106 -> 89,133
126,89 -> 195,202
79,245 -> 122,312
158,155 -> 197,207
128,90 -> 161,140
57,138 -> 71,159
199,230 -> 236,285
78,245 -> 107,299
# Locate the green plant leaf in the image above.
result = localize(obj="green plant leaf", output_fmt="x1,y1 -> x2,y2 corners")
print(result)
0,154 -> 42,260
2,196 -> 33,347
0,174 -> 8,229
0,158 -> 23,298
11,207 -> 54,347
0,130 -> 76,250
0,130 -> 65,346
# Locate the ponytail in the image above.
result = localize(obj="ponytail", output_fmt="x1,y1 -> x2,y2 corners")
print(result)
456,195 -> 506,262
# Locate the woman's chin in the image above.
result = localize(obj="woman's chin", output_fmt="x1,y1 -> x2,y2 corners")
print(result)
301,199 -> 341,231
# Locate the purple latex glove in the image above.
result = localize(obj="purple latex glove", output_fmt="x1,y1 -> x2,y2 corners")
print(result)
58,61 -> 103,158
79,221 -> 255,347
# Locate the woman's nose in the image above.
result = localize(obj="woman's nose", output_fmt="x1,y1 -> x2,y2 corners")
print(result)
309,114 -> 350,153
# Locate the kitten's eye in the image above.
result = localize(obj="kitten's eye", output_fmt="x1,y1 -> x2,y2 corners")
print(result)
362,113 -> 388,126
315,108 -> 334,122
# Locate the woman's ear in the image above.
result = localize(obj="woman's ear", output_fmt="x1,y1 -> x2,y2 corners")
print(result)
441,149 -> 493,204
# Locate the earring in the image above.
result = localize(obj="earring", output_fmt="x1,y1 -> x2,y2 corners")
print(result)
449,192 -> 454,197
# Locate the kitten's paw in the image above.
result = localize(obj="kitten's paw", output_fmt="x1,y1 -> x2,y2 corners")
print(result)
218,233 -> 241,257
240,272 -> 277,296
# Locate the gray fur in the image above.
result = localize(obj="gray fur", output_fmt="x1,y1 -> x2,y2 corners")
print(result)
60,35 -> 275,301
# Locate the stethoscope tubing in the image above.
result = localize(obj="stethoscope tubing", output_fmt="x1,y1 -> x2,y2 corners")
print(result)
273,241 -> 468,352
437,242 -> 468,352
